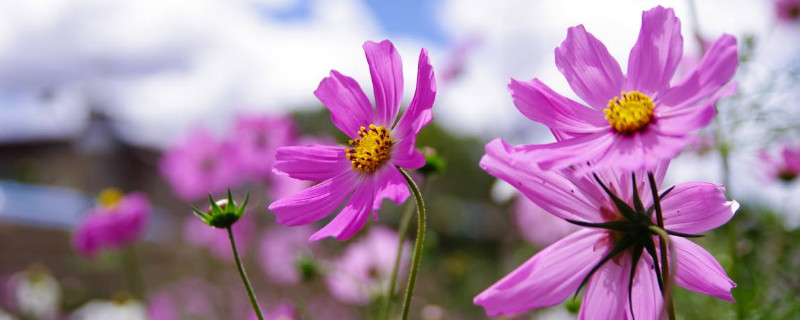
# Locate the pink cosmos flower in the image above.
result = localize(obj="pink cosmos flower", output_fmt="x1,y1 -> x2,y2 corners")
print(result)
758,143 -> 800,183
160,128 -> 241,201
776,0 -> 800,22
268,40 -> 436,241
509,6 -> 738,172
72,190 -> 149,257
326,226 -> 409,305
513,196 -> 577,247
258,225 -> 316,285
183,213 -> 255,261
230,114 -> 296,181
474,139 -> 738,318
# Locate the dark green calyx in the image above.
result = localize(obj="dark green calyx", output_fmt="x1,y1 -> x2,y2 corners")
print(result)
566,173 -> 703,320
192,189 -> 249,229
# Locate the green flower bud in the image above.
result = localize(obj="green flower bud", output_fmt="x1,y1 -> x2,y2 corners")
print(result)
191,189 -> 249,228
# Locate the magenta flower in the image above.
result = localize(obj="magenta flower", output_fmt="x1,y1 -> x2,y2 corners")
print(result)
326,226 -> 409,305
759,143 -> 800,183
258,225 -> 316,285
160,128 -> 241,201
72,189 -> 149,257
474,139 -> 738,318
509,6 -> 738,172
230,114 -> 296,181
776,0 -> 800,22
268,40 -> 436,241
183,213 -> 255,261
513,196 -> 577,247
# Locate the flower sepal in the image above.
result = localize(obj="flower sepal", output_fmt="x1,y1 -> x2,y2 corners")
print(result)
192,189 -> 249,229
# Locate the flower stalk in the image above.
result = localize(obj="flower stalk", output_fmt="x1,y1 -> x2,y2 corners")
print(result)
228,226 -> 264,320
397,167 -> 426,320
648,172 -> 676,320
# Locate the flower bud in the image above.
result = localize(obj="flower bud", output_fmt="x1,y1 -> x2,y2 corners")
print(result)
191,189 -> 249,228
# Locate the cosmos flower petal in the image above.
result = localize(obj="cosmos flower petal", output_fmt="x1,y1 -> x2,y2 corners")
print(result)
393,48 -> 436,142
481,139 -> 605,222
273,145 -> 351,181
390,144 -> 426,169
578,257 -> 629,320
508,78 -> 607,137
517,130 -> 617,172
661,182 -> 738,234
629,255 -> 664,320
656,81 -> 736,135
371,167 -> 410,213
314,70 -> 375,138
474,229 -> 608,317
626,6 -> 683,95
658,34 -> 738,109
672,236 -> 736,301
555,25 -> 625,110
364,40 -> 403,127
310,180 -> 377,241
269,171 -> 359,226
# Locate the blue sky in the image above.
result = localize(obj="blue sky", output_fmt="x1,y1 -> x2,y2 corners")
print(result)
270,0 -> 448,44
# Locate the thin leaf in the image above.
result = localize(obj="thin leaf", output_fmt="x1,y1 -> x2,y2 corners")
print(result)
574,234 -> 636,299
593,174 -> 638,222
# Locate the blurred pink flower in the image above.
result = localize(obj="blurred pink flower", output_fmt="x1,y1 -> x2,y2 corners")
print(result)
513,196 -> 577,247
183,213 -> 255,261
439,37 -> 480,84
776,0 -> 800,22
160,128 -> 241,201
72,190 -> 149,257
248,302 -> 297,320
230,114 -> 296,181
759,143 -> 800,183
508,6 -> 738,172
258,225 -> 316,285
474,139 -> 738,318
148,279 -> 216,320
326,226 -> 409,305
268,40 -> 436,241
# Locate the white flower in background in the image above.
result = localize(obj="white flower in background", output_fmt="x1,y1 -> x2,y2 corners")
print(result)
8,265 -> 61,320
70,298 -> 147,320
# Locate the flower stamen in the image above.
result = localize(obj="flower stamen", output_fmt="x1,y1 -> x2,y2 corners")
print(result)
346,124 -> 393,174
605,91 -> 655,134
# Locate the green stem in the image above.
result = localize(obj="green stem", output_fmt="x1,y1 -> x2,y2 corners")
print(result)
383,197 -> 415,318
227,226 -> 264,320
123,245 -> 146,298
648,173 -> 676,320
397,167 -> 426,320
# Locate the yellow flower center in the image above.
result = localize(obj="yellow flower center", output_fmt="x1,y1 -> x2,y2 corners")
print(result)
98,188 -> 124,208
604,91 -> 655,134
346,124 -> 393,174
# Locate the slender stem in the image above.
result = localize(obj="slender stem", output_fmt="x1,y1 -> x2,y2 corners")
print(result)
227,226 -> 264,320
383,196 -> 416,319
123,245 -> 146,298
648,173 -> 676,320
383,178 -> 430,320
397,167 -> 426,320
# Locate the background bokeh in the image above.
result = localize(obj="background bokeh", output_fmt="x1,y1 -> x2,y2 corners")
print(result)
0,0 -> 799,319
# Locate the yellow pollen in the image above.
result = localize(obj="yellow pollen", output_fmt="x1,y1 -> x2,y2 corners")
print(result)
346,124 -> 393,174
98,188 -> 124,208
604,91 -> 655,134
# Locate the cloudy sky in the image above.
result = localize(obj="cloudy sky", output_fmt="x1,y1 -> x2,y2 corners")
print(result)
1,0 -> 792,147
1,0 -> 799,224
